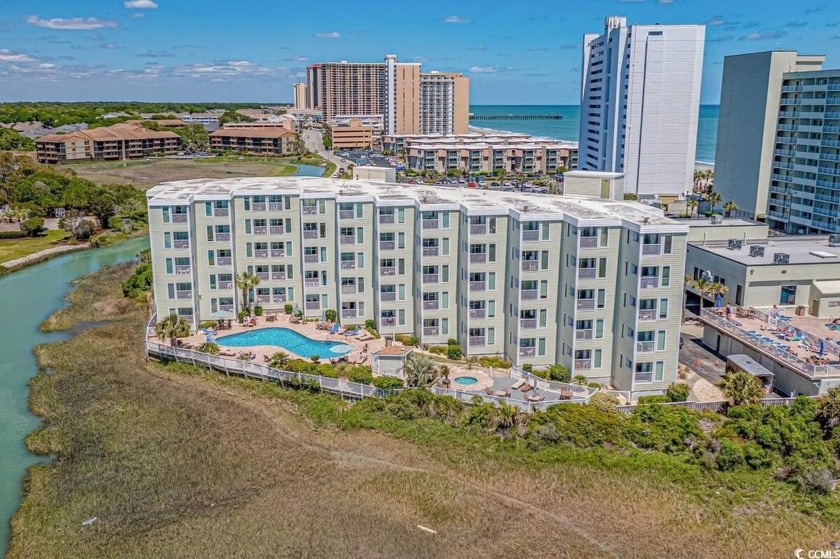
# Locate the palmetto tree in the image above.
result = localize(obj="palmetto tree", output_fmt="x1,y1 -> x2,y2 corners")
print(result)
707,191 -> 722,215
402,353 -> 438,388
496,402 -> 524,431
269,351 -> 291,369
723,200 -> 738,217
235,271 -> 260,312
718,370 -> 764,406
687,199 -> 699,218
154,314 -> 192,347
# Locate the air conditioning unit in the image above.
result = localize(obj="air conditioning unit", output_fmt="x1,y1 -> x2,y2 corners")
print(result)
749,245 -> 765,257
774,252 -> 790,264
727,239 -> 743,250
710,215 -> 723,224
829,234 -> 840,247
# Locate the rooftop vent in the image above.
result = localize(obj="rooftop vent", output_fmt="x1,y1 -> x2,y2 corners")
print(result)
728,239 -> 743,251
773,252 -> 790,265
749,245 -> 765,257
829,234 -> 840,247
710,215 -> 723,224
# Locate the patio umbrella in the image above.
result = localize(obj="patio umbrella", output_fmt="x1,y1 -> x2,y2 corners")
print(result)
294,303 -> 300,316
208,310 -> 234,320
715,294 -> 724,308
819,339 -> 826,356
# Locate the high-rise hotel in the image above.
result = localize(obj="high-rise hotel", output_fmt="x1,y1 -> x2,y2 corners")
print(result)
578,16 -> 705,197
147,176 -> 687,397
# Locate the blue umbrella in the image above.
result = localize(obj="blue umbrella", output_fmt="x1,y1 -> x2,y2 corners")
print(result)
715,294 -> 724,307
819,339 -> 826,356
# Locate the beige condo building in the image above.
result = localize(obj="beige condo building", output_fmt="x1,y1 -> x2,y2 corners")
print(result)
147,176 -> 687,397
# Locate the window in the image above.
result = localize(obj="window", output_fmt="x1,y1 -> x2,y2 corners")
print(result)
659,298 -> 669,319
662,266 -> 671,287
654,362 -> 664,382
597,289 -> 605,309
657,330 -> 666,351
781,285 -> 796,305
163,232 -> 171,248
635,362 -> 653,383
596,319 -> 604,339
664,235 -> 672,254
598,258 -> 607,278
594,349 -> 602,368
398,207 -> 405,223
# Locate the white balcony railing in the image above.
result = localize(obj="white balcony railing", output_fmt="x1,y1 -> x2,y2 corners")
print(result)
576,329 -> 594,340
302,206 -> 318,215
268,202 -> 283,211
640,277 -> 659,289
577,299 -> 595,310
253,226 -> 267,235
304,279 -> 320,287
379,214 -> 395,224
341,309 -> 357,318
214,208 -> 229,217
520,318 -> 537,329
579,237 -> 598,248
173,240 -> 190,249
175,265 -> 191,274
423,300 -> 439,310
269,226 -> 284,235
172,214 -> 188,223
340,235 -> 356,245
303,230 -> 319,239
304,254 -> 319,263
270,249 -> 284,257
423,326 -> 439,336
216,233 -> 231,241
341,285 -> 357,294
305,301 -> 320,310
469,336 -> 486,346
380,241 -> 395,250
256,295 -> 270,303
219,304 -> 234,312
339,210 -> 355,219
519,347 -> 536,358
521,289 -> 538,300
255,272 -> 269,280
422,247 -> 439,257
252,203 -> 266,212
574,359 -> 592,370
636,341 -> 655,352
380,267 -> 396,277
638,309 -> 657,321
522,230 -> 540,241
422,219 -> 439,229
216,257 -> 232,266
340,261 -> 355,270
380,292 -> 396,301
469,281 -> 486,291
423,274 -> 440,284
271,273 -> 286,281
254,250 -> 268,258
470,253 -> 487,263
469,308 -> 486,319
381,317 -> 396,327
578,268 -> 597,279
521,260 -> 538,272
218,281 -> 233,289
470,224 -> 487,235
642,244 -> 661,255
176,290 -> 192,299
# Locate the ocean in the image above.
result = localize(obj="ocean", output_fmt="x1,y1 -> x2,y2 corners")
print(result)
469,105 -> 719,164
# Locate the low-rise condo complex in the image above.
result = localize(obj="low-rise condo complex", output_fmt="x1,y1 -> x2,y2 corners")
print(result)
36,122 -> 182,163
147,176 -> 687,397
209,127 -> 297,156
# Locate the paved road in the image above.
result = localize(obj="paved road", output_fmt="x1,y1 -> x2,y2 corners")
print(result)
679,322 -> 727,385
301,129 -> 353,176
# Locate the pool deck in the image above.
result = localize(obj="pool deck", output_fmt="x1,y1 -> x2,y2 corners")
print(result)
154,314 -> 387,365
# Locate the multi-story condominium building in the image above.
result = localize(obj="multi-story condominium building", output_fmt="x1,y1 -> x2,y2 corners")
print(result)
147,176 -> 687,397
579,16 -> 705,197
383,133 -> 578,174
714,50 -> 840,234
306,55 -> 470,136
179,112 -> 223,130
293,82 -> 309,110
324,119 -> 374,150
209,128 -> 297,156
36,122 -> 181,164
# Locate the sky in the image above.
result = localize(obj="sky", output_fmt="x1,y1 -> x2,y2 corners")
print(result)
1,0 -> 840,104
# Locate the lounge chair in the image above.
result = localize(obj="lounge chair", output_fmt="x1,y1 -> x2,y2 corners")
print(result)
330,324 -> 340,335
494,389 -> 511,398
357,333 -> 374,342
354,353 -> 367,365
344,329 -> 360,337
220,350 -> 236,357
520,383 -> 533,393
525,394 -> 545,402
511,378 -> 526,390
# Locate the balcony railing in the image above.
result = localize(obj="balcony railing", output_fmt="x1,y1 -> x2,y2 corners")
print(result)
521,260 -> 538,272
302,206 -> 318,215
381,317 -> 396,327
304,279 -> 320,287
305,301 -> 320,310
218,281 -> 233,289
214,208 -> 229,217
175,290 -> 192,299
379,214 -> 395,224
469,281 -> 486,291
269,226 -> 284,235
255,272 -> 269,280
469,308 -> 486,319
380,292 -> 396,301
519,347 -> 536,358
638,309 -> 657,321
173,240 -> 190,249
422,219 -> 439,229
216,257 -> 232,266
341,285 -> 357,294
423,326 -> 439,336
423,274 -> 439,284
470,224 -> 487,235
521,289 -> 538,300
303,230 -> 319,239
219,304 -> 234,312
580,237 -> 598,248
252,203 -> 266,212
574,359 -> 592,370
576,329 -> 593,340
520,318 -> 537,329
272,294 -> 287,303
577,298 -> 595,310
339,210 -> 355,219
175,265 -> 191,274
578,268 -> 597,279
216,233 -> 231,242
268,202 -> 283,211
172,214 -> 188,223
640,277 -> 659,289
522,230 -> 540,241
469,336 -> 486,346
380,266 -> 396,277
642,244 -> 661,255
380,241 -> 395,250
341,309 -> 357,318
340,235 -> 356,245
304,254 -> 319,263
423,300 -> 439,310
470,253 -> 487,263
422,247 -> 439,257
636,341 -> 655,352
340,261 -> 355,270
256,295 -> 270,303
271,273 -> 286,281
270,249 -> 284,257
254,250 -> 268,258
253,226 -> 267,235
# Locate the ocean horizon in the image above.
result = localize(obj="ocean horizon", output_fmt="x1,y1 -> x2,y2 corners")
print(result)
469,104 -> 719,164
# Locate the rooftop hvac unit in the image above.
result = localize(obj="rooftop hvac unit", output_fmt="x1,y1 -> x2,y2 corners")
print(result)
829,234 -> 840,247
749,245 -> 765,257
727,239 -> 743,250
773,253 -> 790,265
710,215 -> 723,224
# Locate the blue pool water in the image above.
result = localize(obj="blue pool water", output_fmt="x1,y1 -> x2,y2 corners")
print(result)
216,328 -> 352,358
454,376 -> 478,386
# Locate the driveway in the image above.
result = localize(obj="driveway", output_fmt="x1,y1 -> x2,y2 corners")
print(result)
679,323 -> 727,385
301,129 -> 353,176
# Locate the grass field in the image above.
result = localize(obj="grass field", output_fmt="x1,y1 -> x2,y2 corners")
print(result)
63,156 -> 316,189
9,263 -> 840,558
0,230 -> 69,265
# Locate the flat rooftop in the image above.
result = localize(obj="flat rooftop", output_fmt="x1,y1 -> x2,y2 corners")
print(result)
146,176 -> 686,229
689,236 -> 840,266
674,216 -> 766,228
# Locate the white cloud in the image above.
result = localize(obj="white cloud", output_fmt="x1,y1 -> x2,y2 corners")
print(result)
124,0 -> 158,7
27,15 -> 118,30
469,65 -> 496,73
0,49 -> 37,63
443,15 -> 470,24
315,31 -> 341,38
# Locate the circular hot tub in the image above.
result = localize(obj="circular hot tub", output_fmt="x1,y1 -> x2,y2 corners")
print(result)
453,376 -> 478,386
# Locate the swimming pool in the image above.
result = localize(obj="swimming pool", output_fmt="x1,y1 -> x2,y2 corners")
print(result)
216,328 -> 352,358
453,376 -> 478,386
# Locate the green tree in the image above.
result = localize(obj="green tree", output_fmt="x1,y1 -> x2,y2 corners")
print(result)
816,387 -> 840,433
175,124 -> 209,152
20,216 -> 44,237
235,271 -> 260,311
623,193 -> 638,201
269,351 -> 291,369
197,342 -> 220,355
718,371 -> 764,406
88,188 -> 116,229
402,354 -> 438,388
154,314 -> 192,347
707,191 -> 722,215
723,200 -> 738,217
687,199 -> 699,218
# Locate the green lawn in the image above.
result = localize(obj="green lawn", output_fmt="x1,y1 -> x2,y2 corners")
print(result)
0,230 -> 69,265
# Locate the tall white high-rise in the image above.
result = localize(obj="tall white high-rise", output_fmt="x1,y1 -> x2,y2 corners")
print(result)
579,16 -> 705,197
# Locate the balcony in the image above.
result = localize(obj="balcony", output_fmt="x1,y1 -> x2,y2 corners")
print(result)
339,210 -> 355,219
175,265 -> 191,275
423,300 -> 439,310
305,301 -> 320,310
521,260 -> 538,272
423,274 -> 439,284
173,240 -> 190,249
578,268 -> 597,279
521,289 -> 538,300
340,261 -> 355,270
642,244 -> 661,255
469,336 -> 486,346
522,230 -> 540,241
576,329 -> 593,340
303,230 -> 319,239
252,226 -> 267,235
381,317 -> 396,327
380,266 -> 396,277
271,249 -> 285,257
422,247 -> 439,257
217,257 -> 232,266
340,235 -> 356,245
576,298 -> 595,310
172,214 -> 188,223
379,214 -> 395,224
304,254 -> 319,263
638,309 -> 657,321
636,341 -> 655,352
341,309 -> 357,319
520,318 -> 537,329
254,250 -> 268,258
302,206 -> 318,215
256,295 -> 270,303
470,224 -> 487,235
341,285 -> 357,294
422,219 -> 439,229
271,273 -> 286,281
216,233 -> 231,242
580,237 -> 598,248
423,326 -> 439,336
574,359 -> 592,370
304,278 -> 320,287
218,281 -> 233,289
219,304 -> 234,312
175,290 -> 192,300
255,271 -> 270,280
469,281 -> 486,291
640,277 -> 659,289
380,241 -> 395,250
470,308 -> 486,319
252,203 -> 266,212
269,226 -> 284,235
214,208 -> 229,217
519,347 -> 536,358
268,202 -> 283,211
380,292 -> 396,301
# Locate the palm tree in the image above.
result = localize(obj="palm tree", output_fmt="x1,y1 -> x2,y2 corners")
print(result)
707,191 -> 722,215
402,353 -> 438,387
687,199 -> 699,218
269,351 -> 290,369
718,371 -> 764,406
723,200 -> 738,217
439,365 -> 451,385
496,402 -> 524,431
572,374 -> 588,386
463,355 -> 479,370
235,271 -> 260,312
817,387 -> 840,432
154,314 -> 192,347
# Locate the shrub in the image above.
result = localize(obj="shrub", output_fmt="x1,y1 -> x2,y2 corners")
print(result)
666,383 -> 690,402
638,395 -> 669,405
237,310 -> 250,322
522,363 -> 533,373
547,364 -> 570,382
715,439 -> 746,471
198,321 -> 217,329
324,309 -> 337,322
428,345 -> 448,355
284,304 -> 293,315
121,263 -> 152,299
315,363 -> 339,378
572,374 -> 588,386
587,382 -> 601,389
406,335 -> 420,347
445,345 -> 462,360
347,365 -> 373,385
285,359 -> 317,374
254,305 -> 264,316
372,376 -> 404,390
478,356 -> 512,369
20,217 -> 45,237
589,392 -> 620,413
197,342 -> 220,355
365,319 -> 376,330
0,230 -> 27,239
800,468 -> 835,494
447,338 -> 459,346
310,354 -> 320,362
